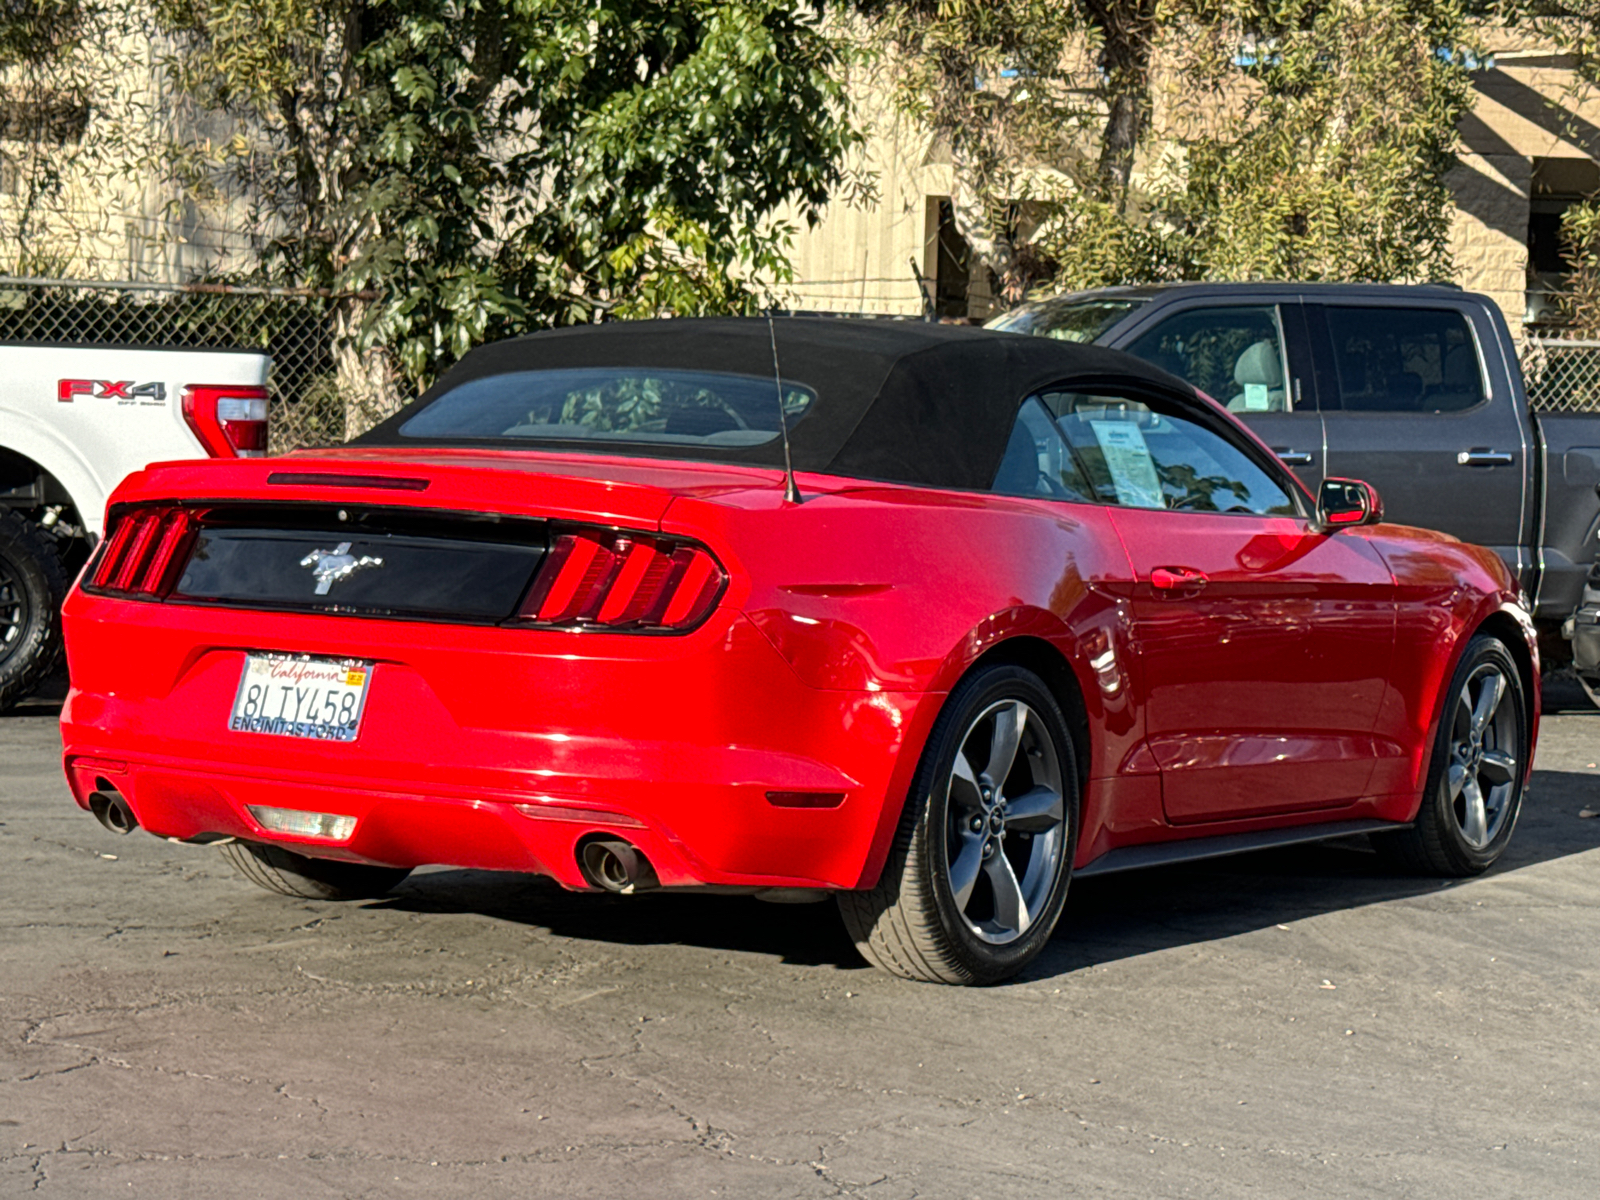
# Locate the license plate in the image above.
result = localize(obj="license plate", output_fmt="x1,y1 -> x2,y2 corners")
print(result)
229,654 -> 373,742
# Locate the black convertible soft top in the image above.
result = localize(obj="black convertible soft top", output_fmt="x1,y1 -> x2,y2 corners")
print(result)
356,317 -> 1192,491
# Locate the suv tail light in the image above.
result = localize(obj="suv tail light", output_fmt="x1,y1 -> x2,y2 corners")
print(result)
514,528 -> 725,632
182,385 -> 269,458
84,506 -> 198,598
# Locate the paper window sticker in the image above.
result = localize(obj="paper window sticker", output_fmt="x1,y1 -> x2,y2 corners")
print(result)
1243,383 -> 1270,410
1088,420 -> 1165,509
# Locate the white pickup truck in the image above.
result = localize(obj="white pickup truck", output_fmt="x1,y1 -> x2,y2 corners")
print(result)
0,344 -> 271,709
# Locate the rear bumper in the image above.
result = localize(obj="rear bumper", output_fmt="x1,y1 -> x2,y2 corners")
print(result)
60,597 -> 936,890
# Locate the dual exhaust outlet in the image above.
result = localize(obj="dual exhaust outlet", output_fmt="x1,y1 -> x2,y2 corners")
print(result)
89,787 -> 139,836
579,837 -> 658,893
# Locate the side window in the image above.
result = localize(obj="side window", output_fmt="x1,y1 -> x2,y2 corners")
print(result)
1123,306 -> 1294,413
1324,306 -> 1485,413
1036,391 -> 1300,516
992,399 -> 1093,500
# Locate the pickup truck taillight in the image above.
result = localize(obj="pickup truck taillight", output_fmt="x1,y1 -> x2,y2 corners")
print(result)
513,527 -> 726,632
84,506 -> 197,598
182,385 -> 269,458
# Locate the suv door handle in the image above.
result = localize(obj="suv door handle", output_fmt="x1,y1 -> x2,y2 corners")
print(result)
1273,448 -> 1314,466
1151,566 -> 1209,592
1457,449 -> 1514,466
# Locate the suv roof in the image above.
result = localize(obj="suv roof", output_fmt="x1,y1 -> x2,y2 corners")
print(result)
1023,281 -> 1467,305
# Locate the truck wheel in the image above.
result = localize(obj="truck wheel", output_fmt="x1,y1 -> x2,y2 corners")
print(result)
220,840 -> 411,900
1376,635 -> 1528,876
837,664 -> 1079,984
0,510 -> 68,713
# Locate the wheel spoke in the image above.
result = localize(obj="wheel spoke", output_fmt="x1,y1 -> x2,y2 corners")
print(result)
1446,760 -> 1469,802
985,701 -> 1025,788
1480,749 -> 1517,787
1004,785 -> 1063,833
1471,671 -> 1505,738
948,831 -> 985,911
1461,777 -> 1489,847
985,851 -> 1030,936
949,751 -> 984,809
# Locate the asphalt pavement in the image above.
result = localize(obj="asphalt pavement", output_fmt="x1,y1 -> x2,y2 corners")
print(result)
3,678 -> 1599,1198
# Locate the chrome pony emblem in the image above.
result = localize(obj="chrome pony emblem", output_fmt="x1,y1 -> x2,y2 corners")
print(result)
300,542 -> 383,595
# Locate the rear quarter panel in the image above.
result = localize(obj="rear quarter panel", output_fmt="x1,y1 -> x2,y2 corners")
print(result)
663,481 -> 1148,880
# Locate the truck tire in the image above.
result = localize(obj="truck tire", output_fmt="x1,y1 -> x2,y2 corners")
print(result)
0,510 -> 68,713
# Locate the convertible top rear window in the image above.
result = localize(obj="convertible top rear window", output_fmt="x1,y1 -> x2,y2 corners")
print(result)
399,367 -> 816,448
360,319 -> 1193,491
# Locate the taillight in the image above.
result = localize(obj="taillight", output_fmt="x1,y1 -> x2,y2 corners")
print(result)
514,528 -> 726,632
182,385 -> 269,458
85,506 -> 197,598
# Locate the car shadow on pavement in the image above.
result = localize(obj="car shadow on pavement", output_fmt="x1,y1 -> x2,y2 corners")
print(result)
371,767 -> 1600,981
372,870 -> 871,970
1026,765 -> 1600,982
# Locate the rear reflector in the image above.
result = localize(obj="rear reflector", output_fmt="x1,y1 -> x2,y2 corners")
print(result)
183,384 -> 270,458
513,802 -> 646,829
515,527 -> 726,632
86,505 -> 197,597
766,791 -> 847,809
248,806 -> 357,841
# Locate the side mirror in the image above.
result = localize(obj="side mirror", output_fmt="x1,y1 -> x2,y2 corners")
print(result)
1315,477 -> 1384,532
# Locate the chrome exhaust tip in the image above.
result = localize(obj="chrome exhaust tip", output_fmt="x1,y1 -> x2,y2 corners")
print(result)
89,787 -> 139,836
579,838 -> 658,893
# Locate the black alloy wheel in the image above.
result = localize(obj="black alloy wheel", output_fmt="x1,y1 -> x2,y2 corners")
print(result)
0,510 -> 68,713
838,663 -> 1079,984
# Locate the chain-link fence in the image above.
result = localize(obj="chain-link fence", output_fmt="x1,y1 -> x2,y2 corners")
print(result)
1521,335 -> 1600,413
0,276 -> 385,453
15,275 -> 1600,427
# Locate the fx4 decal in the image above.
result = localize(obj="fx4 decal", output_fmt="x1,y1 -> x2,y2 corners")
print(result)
58,379 -> 168,404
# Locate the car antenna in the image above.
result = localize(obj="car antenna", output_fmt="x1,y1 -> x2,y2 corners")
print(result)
767,313 -> 802,504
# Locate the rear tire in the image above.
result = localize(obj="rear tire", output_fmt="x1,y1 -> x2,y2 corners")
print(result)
0,510 -> 67,713
1376,635 -> 1528,876
221,840 -> 411,900
838,664 -> 1079,984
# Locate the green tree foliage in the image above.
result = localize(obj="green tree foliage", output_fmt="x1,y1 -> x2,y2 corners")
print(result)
154,0 -> 858,404
865,0 -> 1481,301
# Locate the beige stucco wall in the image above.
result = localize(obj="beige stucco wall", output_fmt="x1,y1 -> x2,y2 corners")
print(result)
1447,150 -> 1532,332
772,88 -> 948,317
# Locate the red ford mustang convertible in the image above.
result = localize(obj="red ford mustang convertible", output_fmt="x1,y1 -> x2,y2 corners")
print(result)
61,320 -> 1537,983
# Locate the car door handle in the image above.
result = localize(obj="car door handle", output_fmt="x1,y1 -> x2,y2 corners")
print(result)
1273,448 -> 1314,466
1457,449 -> 1514,466
1151,566 -> 1209,592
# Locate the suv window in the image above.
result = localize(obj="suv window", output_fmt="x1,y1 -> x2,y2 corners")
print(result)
1123,306 -> 1293,412
1031,391 -> 1298,515
1323,306 -> 1485,413
987,297 -> 1147,343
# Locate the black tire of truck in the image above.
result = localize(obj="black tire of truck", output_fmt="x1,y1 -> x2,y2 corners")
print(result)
0,510 -> 69,713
